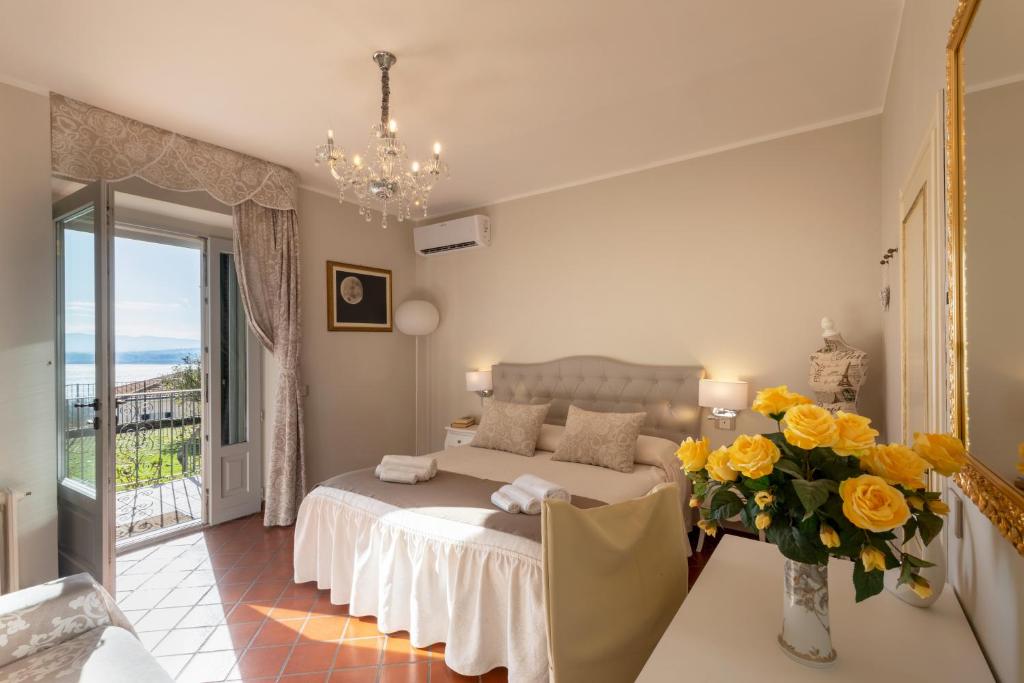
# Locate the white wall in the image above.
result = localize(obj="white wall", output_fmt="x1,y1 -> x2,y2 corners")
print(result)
881,3 -> 1024,681
0,82 -> 58,585
267,189 -> 417,487
416,117 -> 884,452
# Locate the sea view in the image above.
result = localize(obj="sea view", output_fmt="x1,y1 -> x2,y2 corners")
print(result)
65,363 -> 181,387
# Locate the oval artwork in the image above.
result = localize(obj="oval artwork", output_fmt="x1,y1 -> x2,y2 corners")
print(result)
339,276 -> 364,304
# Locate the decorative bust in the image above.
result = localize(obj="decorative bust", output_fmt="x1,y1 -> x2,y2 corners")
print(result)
808,318 -> 867,414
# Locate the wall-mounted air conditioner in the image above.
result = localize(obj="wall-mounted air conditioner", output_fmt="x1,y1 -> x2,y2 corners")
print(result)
414,215 -> 491,256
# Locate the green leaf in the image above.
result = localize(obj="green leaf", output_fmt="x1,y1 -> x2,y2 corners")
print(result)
903,552 -> 936,569
853,559 -> 885,602
767,524 -> 827,565
709,488 -> 744,522
743,476 -> 771,492
791,479 -> 836,516
902,517 -> 918,544
916,512 -> 944,546
898,559 -> 915,586
774,459 -> 805,479
739,499 -> 758,530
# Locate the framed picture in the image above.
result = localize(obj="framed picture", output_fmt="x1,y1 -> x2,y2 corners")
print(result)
326,261 -> 392,332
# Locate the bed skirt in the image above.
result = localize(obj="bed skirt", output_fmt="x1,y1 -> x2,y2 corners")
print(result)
293,487 -> 550,682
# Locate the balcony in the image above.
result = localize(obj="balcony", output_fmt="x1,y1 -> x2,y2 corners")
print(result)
63,383 -> 203,543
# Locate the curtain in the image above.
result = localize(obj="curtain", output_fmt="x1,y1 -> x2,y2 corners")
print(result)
51,93 -> 307,526
233,201 -> 305,525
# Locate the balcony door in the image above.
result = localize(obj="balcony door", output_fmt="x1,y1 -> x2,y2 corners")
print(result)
55,181 -> 115,590
206,238 -> 263,525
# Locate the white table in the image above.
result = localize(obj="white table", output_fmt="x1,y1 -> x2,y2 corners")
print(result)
638,535 -> 992,682
444,424 -> 476,448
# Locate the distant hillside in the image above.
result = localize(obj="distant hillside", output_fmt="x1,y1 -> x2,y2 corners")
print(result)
66,333 -> 201,355
66,348 -> 200,365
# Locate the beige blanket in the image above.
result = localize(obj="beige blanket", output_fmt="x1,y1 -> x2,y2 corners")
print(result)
319,468 -> 605,544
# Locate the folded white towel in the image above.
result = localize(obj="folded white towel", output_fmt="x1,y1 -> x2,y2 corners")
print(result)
501,484 -> 541,515
490,488 -> 521,514
374,463 -> 431,482
513,474 -> 570,503
375,465 -> 419,484
381,454 -> 438,478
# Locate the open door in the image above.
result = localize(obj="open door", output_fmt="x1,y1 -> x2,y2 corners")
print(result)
54,181 -> 115,590
206,238 -> 263,524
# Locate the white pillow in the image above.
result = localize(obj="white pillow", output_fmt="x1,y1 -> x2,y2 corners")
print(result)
536,423 -> 565,452
635,434 -> 681,468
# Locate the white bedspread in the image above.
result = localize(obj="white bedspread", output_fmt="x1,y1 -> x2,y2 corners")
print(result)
293,446 -> 672,682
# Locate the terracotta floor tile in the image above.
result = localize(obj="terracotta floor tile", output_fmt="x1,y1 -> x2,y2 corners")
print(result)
241,580 -> 287,602
232,644 -> 291,678
327,669 -> 378,683
210,553 -> 245,569
334,637 -> 384,669
202,622 -> 262,653
283,642 -> 341,675
177,649 -> 239,683
271,596 -> 316,620
134,606 -> 190,632
228,600 -> 277,624
151,625 -> 215,656
281,582 -> 320,599
280,674 -> 330,683
300,616 -> 348,642
177,603 -> 233,628
154,653 -> 192,678
221,564 -> 265,584
383,633 -> 432,664
211,582 -> 252,603
156,585 -> 210,608
252,618 -> 304,647
341,616 -> 380,639
379,662 -> 429,683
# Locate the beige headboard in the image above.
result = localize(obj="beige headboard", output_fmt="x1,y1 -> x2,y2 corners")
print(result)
491,356 -> 705,444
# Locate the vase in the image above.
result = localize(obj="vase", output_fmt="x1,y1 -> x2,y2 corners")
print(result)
884,528 -> 946,607
778,558 -> 837,667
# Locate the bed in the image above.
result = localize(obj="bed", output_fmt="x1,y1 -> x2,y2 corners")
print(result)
293,356 -> 703,682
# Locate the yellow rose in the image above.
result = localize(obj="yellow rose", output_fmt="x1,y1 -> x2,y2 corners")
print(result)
706,447 -> 739,483
688,496 -> 701,509
819,525 -> 840,548
839,474 -> 912,532
697,519 -> 718,538
727,434 -> 781,478
783,404 -> 839,450
910,575 -> 932,599
860,444 -> 928,490
752,385 -> 812,419
755,513 -> 772,530
860,546 -> 887,572
832,411 -> 878,457
754,491 -> 774,510
927,499 -> 950,516
912,433 -> 967,477
676,436 -> 710,473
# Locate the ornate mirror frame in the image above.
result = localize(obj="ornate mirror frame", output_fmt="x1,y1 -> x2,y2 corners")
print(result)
945,0 -> 1024,555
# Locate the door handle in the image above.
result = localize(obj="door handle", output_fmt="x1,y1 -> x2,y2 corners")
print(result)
87,416 -> 100,430
74,399 -> 100,409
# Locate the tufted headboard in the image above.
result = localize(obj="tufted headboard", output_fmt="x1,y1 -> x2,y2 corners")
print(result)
491,356 -> 705,444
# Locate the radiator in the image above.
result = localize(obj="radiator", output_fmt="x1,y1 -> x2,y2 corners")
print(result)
0,488 -> 29,595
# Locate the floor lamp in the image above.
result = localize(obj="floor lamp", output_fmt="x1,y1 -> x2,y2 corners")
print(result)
395,300 -> 440,456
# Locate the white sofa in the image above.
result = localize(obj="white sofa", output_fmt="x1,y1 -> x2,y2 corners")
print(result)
0,573 -> 171,682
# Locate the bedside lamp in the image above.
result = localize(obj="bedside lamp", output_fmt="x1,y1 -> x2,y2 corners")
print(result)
698,378 -> 749,430
466,370 -> 493,402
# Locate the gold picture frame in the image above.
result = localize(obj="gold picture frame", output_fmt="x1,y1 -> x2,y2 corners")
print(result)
326,261 -> 393,332
945,0 -> 1024,554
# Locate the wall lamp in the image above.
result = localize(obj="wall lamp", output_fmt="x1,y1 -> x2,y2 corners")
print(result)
698,378 -> 749,430
466,370 -> 493,402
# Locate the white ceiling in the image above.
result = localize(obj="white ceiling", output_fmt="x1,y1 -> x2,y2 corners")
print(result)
1,1 -> 903,215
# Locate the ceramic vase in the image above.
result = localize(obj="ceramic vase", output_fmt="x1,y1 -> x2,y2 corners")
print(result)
778,559 -> 837,667
884,529 -> 946,607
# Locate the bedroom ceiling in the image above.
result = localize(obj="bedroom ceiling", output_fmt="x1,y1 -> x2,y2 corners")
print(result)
0,1 -> 903,216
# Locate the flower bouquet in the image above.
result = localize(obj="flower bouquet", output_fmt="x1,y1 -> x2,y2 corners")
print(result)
676,385 -> 967,666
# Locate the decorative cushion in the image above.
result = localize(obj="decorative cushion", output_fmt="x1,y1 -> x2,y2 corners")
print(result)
470,399 -> 550,456
551,406 -> 646,473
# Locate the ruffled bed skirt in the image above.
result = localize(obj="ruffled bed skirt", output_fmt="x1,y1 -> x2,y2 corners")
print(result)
293,488 -> 550,682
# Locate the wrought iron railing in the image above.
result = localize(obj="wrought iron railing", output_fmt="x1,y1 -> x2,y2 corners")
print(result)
63,385 -> 202,491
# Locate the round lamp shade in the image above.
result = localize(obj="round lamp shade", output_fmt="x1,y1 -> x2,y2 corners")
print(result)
395,300 -> 440,336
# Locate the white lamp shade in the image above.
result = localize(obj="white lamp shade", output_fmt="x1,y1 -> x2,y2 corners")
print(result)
395,300 -> 440,336
698,378 -> 749,411
466,370 -> 493,393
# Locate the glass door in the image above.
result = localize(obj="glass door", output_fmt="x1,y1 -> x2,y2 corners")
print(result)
54,181 -> 115,590
206,238 -> 262,524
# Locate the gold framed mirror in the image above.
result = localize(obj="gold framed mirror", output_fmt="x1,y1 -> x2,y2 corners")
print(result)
946,0 -> 1024,555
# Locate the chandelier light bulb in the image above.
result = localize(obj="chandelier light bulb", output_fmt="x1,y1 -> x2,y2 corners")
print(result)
327,129 -> 334,142
433,142 -> 442,156
411,161 -> 420,173
389,119 -> 398,133
353,154 -> 362,166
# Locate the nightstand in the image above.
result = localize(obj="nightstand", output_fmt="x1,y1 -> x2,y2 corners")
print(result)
444,425 -> 477,448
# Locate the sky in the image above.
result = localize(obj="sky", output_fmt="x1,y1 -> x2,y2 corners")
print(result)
64,229 -> 202,343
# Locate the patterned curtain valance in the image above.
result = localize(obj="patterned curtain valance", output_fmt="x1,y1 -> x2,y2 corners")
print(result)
51,93 -> 298,211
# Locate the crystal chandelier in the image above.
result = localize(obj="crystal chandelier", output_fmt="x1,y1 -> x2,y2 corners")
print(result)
314,51 -> 448,229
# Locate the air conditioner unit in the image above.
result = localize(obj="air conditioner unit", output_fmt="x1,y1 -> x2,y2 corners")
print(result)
414,215 -> 491,256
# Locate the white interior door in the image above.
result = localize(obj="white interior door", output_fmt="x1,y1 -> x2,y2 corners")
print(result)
206,238 -> 263,525
54,181 -> 115,590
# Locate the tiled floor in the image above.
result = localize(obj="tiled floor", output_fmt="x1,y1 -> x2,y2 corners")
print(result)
116,477 -> 202,541
116,514 -> 732,682
115,514 -> 507,682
